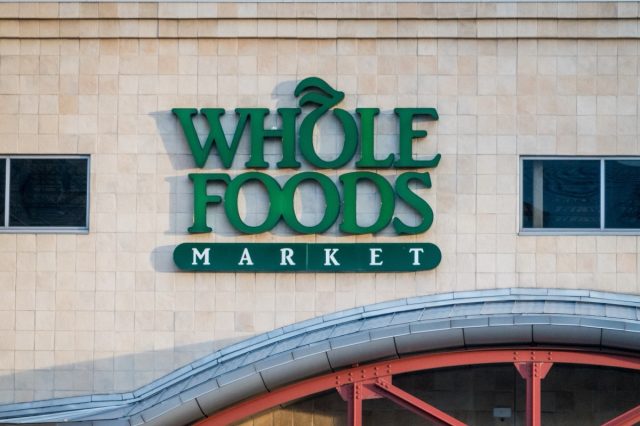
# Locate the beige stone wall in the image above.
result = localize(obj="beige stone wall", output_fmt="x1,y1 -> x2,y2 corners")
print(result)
0,1 -> 639,404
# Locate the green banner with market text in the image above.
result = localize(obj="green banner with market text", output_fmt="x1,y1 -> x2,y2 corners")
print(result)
174,243 -> 441,272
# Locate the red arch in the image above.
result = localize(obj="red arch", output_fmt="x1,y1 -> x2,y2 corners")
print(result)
196,347 -> 640,426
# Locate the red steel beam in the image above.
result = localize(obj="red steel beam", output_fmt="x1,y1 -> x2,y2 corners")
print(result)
514,362 -> 553,426
602,404 -> 640,426
368,378 -> 467,426
196,348 -> 640,425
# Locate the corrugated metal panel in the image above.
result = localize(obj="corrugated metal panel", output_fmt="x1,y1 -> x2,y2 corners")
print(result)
575,302 -> 606,317
513,301 -> 546,314
419,305 -> 453,320
327,338 -> 397,368
360,313 -> 395,330
390,309 -> 424,325
395,328 -> 465,354
196,374 -> 267,415
259,353 -> 332,390
602,329 -> 640,351
533,325 -> 601,346
480,301 -> 514,315
140,397 -> 202,426
450,303 -> 485,317
464,325 -> 532,346
543,301 -> 576,315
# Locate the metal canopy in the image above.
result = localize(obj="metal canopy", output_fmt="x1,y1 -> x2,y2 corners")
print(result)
1,288 -> 640,425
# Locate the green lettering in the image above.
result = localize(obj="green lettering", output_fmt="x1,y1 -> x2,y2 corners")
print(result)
281,172 -> 340,233
298,109 -> 359,169
393,172 -> 434,234
393,108 -> 440,168
355,108 -> 394,168
339,171 -> 395,234
295,77 -> 358,169
224,172 -> 282,234
172,108 -> 249,168
189,173 -> 231,233
242,107 -> 302,169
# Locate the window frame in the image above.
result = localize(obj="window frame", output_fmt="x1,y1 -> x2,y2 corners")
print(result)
520,156 -> 640,235
0,155 -> 90,234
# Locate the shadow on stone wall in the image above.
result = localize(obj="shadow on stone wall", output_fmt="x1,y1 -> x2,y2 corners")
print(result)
0,338 -> 242,405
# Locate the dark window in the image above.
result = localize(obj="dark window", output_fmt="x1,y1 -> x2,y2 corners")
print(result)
0,159 -> 4,225
522,159 -> 600,229
8,158 -> 88,228
605,160 -> 640,229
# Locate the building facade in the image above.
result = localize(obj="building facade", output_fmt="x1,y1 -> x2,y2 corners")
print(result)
1,1 -> 640,425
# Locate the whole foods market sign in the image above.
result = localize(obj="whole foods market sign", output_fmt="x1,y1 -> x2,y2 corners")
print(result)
172,77 -> 441,272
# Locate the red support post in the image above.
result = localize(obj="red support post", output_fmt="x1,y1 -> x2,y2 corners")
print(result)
368,378 -> 467,426
601,404 -> 640,426
514,361 -> 553,426
345,382 -> 363,426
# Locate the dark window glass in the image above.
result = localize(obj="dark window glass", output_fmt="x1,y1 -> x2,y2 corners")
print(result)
523,159 -> 600,229
522,161 -> 534,228
0,159 -> 4,225
9,159 -> 88,227
605,160 -> 640,229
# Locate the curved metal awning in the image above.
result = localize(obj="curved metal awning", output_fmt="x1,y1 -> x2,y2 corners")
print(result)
2,288 -> 640,425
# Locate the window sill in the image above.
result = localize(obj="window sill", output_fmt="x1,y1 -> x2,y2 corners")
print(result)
0,227 -> 89,234
519,229 -> 640,236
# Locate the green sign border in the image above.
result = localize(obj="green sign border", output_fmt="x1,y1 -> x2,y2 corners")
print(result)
174,243 -> 441,273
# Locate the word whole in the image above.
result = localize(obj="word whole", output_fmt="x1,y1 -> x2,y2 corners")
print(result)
172,77 -> 442,272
